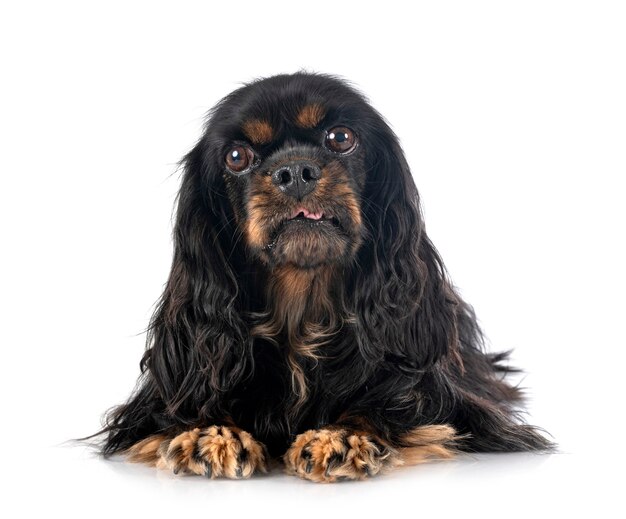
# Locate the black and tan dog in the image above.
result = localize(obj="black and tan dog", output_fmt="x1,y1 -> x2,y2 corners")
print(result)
95,73 -> 552,482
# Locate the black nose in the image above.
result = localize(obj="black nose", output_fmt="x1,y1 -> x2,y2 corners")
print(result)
271,160 -> 322,200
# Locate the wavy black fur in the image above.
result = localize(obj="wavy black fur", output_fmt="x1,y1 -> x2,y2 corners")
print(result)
95,73 -> 553,459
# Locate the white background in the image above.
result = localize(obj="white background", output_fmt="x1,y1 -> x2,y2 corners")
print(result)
1,1 -> 624,517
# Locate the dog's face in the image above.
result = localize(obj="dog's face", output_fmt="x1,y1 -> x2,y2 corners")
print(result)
206,75 -> 381,270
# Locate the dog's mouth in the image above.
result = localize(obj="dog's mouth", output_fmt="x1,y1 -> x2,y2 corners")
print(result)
287,206 -> 341,227
261,206 -> 345,258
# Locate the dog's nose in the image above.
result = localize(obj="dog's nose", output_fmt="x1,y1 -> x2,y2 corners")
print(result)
271,160 -> 322,200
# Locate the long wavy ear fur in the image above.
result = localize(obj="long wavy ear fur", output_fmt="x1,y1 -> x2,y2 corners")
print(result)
350,126 -> 458,372
350,118 -> 554,452
97,137 -> 252,455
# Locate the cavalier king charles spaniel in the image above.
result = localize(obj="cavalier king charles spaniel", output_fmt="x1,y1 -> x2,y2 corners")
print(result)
96,72 -> 552,482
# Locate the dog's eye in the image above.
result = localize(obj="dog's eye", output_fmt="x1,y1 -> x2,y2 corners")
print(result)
325,126 -> 357,154
225,145 -> 255,173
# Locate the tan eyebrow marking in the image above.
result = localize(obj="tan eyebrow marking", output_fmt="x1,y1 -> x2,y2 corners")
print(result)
242,119 -> 274,144
295,103 -> 326,129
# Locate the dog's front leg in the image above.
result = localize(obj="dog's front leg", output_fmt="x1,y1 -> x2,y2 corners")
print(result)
283,422 -> 457,483
127,425 -> 268,479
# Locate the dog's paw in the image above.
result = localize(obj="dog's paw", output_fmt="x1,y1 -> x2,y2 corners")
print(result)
158,426 -> 268,479
283,428 -> 398,482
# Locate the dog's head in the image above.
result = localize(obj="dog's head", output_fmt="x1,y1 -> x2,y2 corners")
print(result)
197,73 -> 396,270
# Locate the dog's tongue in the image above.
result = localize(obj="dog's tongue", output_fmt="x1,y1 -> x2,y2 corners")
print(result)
294,207 -> 323,220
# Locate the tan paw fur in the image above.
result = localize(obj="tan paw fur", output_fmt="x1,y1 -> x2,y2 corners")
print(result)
128,426 -> 268,479
284,428 -> 398,482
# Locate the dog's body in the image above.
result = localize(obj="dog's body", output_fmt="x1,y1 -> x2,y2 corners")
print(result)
98,73 -> 551,481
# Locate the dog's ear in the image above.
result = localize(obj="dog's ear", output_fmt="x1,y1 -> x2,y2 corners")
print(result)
350,127 -> 459,372
141,137 -> 251,420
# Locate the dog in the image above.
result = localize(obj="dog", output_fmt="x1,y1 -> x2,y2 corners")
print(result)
96,72 -> 552,482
